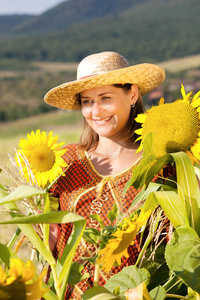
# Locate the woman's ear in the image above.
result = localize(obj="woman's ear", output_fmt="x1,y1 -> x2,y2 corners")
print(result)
130,85 -> 139,105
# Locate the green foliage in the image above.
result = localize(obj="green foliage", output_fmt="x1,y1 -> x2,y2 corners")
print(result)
0,0 -> 200,63
150,286 -> 166,300
0,243 -> 10,267
165,226 -> 200,293
105,265 -> 150,299
141,245 -> 169,290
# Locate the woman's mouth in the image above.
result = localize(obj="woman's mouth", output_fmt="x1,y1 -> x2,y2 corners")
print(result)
92,116 -> 113,125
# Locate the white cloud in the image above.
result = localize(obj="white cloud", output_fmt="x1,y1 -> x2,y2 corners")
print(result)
0,0 -> 65,15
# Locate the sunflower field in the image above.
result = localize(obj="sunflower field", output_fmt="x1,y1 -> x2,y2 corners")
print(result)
0,85 -> 200,299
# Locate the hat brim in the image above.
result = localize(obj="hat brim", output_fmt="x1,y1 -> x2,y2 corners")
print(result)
44,63 -> 165,110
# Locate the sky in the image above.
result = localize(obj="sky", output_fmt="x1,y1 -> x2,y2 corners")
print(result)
0,0 -> 66,15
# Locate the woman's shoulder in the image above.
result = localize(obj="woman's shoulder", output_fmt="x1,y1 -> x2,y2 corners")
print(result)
62,143 -> 84,164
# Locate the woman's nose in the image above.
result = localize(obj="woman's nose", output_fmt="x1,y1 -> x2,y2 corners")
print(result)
92,102 -> 104,115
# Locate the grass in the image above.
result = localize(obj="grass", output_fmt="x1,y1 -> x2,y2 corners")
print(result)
158,54 -> 200,72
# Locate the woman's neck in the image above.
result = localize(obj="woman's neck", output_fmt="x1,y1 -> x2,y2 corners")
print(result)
90,136 -> 139,160
87,137 -> 141,176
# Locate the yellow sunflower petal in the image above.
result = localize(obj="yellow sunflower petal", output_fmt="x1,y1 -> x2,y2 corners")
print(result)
190,141 -> 200,161
191,96 -> 200,108
9,259 -> 24,279
15,130 -> 67,187
192,90 -> 200,103
136,142 -> 143,154
25,268 -> 48,300
0,266 -> 7,285
159,97 -> 165,105
135,114 -> 147,123
185,150 -> 197,165
41,131 -> 47,144
134,128 -> 143,136
22,261 -> 35,282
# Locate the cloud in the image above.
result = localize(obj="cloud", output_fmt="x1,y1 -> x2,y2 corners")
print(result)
0,0 -> 64,15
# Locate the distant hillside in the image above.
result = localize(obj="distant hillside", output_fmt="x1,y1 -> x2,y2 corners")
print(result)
0,0 -> 199,63
0,15 -> 34,35
2,0 -> 142,35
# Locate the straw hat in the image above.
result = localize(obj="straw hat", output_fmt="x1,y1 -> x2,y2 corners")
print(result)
44,51 -> 165,110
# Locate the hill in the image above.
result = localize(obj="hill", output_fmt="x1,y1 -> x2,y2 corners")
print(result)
0,0 -> 140,35
0,0 -> 199,63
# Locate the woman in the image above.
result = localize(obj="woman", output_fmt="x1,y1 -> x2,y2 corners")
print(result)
44,51 -> 166,299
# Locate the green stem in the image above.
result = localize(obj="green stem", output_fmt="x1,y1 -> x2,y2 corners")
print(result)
163,275 -> 182,292
6,227 -> 21,249
51,263 -> 61,297
93,262 -> 100,286
165,294 -> 188,300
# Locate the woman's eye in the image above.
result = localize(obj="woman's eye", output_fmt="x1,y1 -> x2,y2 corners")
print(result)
81,99 -> 91,105
102,96 -> 110,100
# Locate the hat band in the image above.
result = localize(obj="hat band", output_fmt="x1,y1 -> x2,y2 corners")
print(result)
79,73 -> 99,80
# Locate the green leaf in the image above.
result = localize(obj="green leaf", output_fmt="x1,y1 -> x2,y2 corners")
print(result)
0,185 -> 46,205
82,286 -> 122,300
153,190 -> 189,228
0,243 -> 10,267
0,211 -> 85,225
67,262 -> 89,285
165,226 -> 200,293
105,265 -> 150,299
83,228 -> 101,244
142,191 -> 159,215
107,203 -> 118,224
170,152 -> 200,236
141,245 -> 169,290
56,219 -> 86,297
150,286 -> 166,300
128,182 -> 162,211
145,154 -> 173,186
4,202 -> 55,265
194,163 -> 200,182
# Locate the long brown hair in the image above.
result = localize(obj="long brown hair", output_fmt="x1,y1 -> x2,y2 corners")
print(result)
78,84 -> 145,151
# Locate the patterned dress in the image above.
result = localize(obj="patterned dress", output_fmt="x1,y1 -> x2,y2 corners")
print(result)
50,144 -> 171,299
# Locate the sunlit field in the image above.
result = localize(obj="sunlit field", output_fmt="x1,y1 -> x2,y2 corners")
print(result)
0,110 -> 82,263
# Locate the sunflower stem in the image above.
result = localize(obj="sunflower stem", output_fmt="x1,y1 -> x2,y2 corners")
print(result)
45,164 -> 72,193
165,294 -> 188,300
51,263 -> 61,297
94,262 -> 100,286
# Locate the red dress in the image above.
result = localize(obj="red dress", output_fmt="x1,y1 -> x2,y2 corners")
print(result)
51,144 -> 172,299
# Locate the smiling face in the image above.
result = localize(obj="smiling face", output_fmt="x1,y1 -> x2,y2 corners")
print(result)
80,85 -> 138,140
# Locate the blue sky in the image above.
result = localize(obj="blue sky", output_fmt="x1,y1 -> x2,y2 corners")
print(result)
0,0 -> 66,15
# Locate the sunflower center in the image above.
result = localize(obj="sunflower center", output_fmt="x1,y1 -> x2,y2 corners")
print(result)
0,279 -> 26,300
142,102 -> 200,156
30,145 -> 55,172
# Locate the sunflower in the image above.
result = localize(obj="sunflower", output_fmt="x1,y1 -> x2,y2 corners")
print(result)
97,209 -> 151,271
0,259 -> 48,300
15,129 -> 68,188
135,85 -> 200,163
